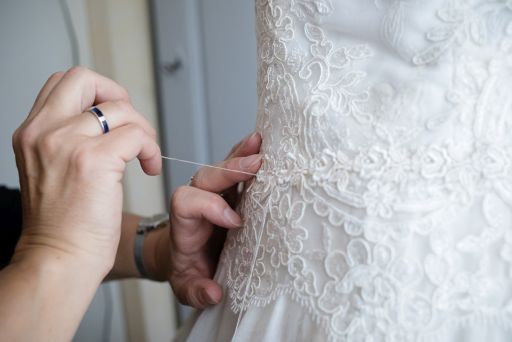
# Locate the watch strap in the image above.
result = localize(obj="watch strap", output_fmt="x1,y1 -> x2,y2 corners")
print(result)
134,232 -> 149,278
134,213 -> 169,278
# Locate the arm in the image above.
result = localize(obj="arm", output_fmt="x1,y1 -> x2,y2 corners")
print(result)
0,196 -> 150,281
106,212 -> 166,281
107,213 -> 142,280
0,244 -> 104,340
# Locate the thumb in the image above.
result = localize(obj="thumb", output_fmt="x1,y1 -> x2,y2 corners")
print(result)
175,277 -> 223,309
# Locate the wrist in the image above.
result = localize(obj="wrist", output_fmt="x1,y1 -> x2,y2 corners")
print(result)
141,225 -> 169,281
4,237 -> 105,341
13,232 -> 114,280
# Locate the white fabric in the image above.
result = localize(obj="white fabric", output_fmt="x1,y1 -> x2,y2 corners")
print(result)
186,0 -> 512,341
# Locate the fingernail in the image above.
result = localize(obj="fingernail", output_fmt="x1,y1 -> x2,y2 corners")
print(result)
248,131 -> 259,142
240,154 -> 262,170
224,207 -> 242,227
242,132 -> 259,147
203,289 -> 218,305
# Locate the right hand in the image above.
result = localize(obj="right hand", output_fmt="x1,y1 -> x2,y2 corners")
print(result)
164,132 -> 262,308
12,67 -> 161,276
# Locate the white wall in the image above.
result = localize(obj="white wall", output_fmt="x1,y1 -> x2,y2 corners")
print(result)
0,1 -> 78,186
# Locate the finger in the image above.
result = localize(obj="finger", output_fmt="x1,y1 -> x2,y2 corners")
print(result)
95,123 -> 162,175
44,66 -> 130,118
226,132 -> 262,159
191,154 -> 262,193
225,134 -> 246,158
67,101 -> 157,137
29,71 -> 66,117
171,186 -> 242,228
188,132 -> 262,192
174,276 -> 222,308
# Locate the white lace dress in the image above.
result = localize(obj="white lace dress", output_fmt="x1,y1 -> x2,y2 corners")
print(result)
185,0 -> 512,341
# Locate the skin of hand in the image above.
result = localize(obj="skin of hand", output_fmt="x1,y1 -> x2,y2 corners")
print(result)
2,67 -> 161,340
12,67 -> 161,272
147,132 -> 263,308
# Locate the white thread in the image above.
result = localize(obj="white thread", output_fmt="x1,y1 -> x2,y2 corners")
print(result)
161,155 -> 258,176
231,186 -> 268,341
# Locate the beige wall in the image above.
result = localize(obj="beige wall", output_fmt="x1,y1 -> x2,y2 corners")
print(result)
85,0 -> 177,340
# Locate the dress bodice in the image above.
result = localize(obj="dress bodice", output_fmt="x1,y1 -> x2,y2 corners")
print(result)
212,1 -> 512,341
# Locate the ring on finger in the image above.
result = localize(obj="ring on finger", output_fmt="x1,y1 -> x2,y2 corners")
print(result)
88,106 -> 110,134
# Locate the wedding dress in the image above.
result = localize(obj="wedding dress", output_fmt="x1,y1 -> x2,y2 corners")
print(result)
185,0 -> 512,340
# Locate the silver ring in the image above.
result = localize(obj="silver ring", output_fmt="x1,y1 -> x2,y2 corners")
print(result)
88,106 -> 109,134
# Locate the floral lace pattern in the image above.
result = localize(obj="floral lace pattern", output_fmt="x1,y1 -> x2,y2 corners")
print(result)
217,0 -> 512,340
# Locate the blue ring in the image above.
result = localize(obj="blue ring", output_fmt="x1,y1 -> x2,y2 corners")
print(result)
89,106 -> 110,134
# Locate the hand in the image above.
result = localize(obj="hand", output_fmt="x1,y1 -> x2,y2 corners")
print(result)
152,132 -> 262,308
12,67 -> 161,276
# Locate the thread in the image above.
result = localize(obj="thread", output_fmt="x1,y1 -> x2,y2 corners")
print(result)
161,155 -> 258,176
231,186 -> 268,341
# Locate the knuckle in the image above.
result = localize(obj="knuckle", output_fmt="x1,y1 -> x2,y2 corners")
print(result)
48,71 -> 65,81
212,195 -> 229,215
114,99 -> 132,113
118,86 -> 130,100
11,128 -> 21,148
184,291 -> 201,308
15,125 -> 37,150
146,122 -> 157,139
125,124 -> 145,139
66,65 -> 89,77
192,170 -> 207,189
136,112 -> 157,139
171,186 -> 190,214
38,132 -> 60,156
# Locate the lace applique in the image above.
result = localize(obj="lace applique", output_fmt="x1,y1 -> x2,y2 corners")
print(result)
413,0 -> 512,65
217,1 -> 512,340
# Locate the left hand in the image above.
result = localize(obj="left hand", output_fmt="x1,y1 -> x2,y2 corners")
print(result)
147,132 -> 262,308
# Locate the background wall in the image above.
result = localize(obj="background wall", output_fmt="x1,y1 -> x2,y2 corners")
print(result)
0,0 -> 89,187
151,0 -> 257,190
151,0 -> 258,324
